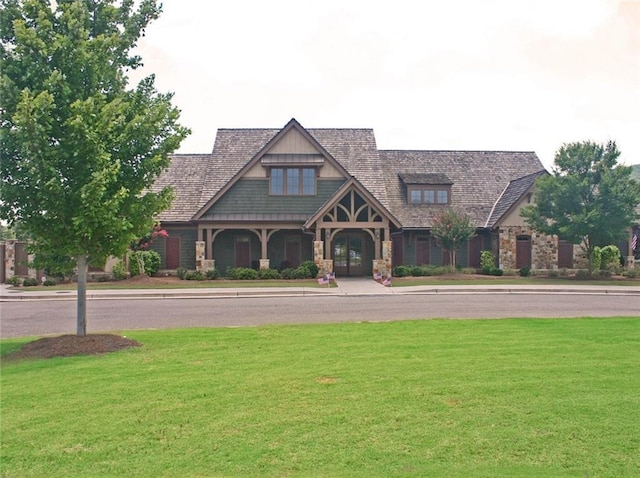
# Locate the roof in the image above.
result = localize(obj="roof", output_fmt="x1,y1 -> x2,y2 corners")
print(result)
154,120 -> 546,229
398,173 -> 453,185
485,170 -> 547,227
380,150 -> 546,228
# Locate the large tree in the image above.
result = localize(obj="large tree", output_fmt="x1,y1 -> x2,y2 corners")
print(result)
0,0 -> 189,335
521,141 -> 640,273
430,208 -> 476,268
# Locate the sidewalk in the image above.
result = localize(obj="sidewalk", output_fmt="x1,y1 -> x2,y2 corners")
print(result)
1,278 -> 639,301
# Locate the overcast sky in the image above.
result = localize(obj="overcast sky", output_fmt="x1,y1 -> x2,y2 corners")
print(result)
131,0 -> 639,169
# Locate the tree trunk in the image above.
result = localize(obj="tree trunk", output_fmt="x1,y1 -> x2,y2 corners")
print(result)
77,254 -> 88,336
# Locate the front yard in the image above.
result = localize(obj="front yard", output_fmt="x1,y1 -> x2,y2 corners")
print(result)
2,318 -> 638,477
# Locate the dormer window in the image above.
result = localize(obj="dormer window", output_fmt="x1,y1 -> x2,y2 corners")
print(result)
270,167 -> 316,195
400,173 -> 452,205
261,154 -> 323,196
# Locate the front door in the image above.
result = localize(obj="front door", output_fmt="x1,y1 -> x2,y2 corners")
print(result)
235,236 -> 251,268
333,233 -> 364,276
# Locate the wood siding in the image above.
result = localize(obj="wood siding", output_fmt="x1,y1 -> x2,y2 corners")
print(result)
203,178 -> 346,217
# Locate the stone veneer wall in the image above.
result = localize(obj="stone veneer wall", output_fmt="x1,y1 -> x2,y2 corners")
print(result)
498,226 -> 558,270
2,240 -> 37,280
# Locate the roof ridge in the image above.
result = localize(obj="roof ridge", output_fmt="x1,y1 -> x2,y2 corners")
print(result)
380,149 -> 537,154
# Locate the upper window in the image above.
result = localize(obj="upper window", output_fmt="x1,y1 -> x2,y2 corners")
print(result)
270,167 -> 316,195
408,186 -> 450,205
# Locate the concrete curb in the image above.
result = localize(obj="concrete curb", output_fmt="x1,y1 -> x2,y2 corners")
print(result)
2,284 -> 638,301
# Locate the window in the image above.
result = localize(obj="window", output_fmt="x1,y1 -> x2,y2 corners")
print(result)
408,187 -> 450,205
270,167 -> 316,195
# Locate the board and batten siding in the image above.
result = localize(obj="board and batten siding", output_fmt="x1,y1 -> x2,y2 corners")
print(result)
202,178 -> 346,217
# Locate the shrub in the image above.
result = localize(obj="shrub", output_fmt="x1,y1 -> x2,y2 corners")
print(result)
410,265 -> 424,277
591,247 -> 602,271
599,245 -> 621,270
480,251 -> 495,271
519,266 -> 531,277
547,269 -> 559,278
184,271 -> 205,281
204,269 -> 219,280
280,267 -> 310,279
22,277 -> 39,286
460,268 -> 476,275
623,268 -> 639,278
226,267 -> 258,280
6,276 -> 22,286
575,269 -> 591,279
559,268 -> 569,277
43,278 -> 57,286
112,260 -> 128,281
176,267 -> 187,280
258,268 -> 281,280
130,250 -> 161,276
592,269 -> 611,278
393,265 -> 411,277
299,260 -> 319,278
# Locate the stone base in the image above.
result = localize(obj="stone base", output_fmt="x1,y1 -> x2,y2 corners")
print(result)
320,259 -> 333,277
259,259 -> 270,270
627,256 -> 635,269
372,259 -> 388,278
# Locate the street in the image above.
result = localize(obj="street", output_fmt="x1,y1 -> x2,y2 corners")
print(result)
1,293 -> 638,338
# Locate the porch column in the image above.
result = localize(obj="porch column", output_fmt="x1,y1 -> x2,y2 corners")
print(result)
195,241 -> 205,271
324,228 -> 332,259
374,228 -> 381,260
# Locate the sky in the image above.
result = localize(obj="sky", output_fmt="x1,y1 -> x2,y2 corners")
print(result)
130,0 -> 640,170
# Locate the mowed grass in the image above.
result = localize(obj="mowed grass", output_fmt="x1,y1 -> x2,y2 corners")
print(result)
1,318 -> 639,477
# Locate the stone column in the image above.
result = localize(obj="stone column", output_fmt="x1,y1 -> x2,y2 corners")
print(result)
314,240 -> 324,267
195,241 -> 205,271
627,256 -> 635,269
259,259 -> 270,270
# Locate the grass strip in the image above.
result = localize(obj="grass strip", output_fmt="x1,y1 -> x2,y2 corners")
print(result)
1,318 -> 639,477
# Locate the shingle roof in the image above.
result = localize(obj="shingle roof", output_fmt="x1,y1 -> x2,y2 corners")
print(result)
485,170 -> 547,227
398,173 -> 453,185
154,122 -> 547,229
380,150 -> 546,228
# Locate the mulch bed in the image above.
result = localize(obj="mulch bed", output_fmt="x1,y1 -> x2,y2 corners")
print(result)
4,334 -> 141,360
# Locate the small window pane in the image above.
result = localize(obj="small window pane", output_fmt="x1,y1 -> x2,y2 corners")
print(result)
424,190 -> 435,203
287,168 -> 299,194
410,190 -> 422,204
437,190 -> 448,203
302,168 -> 315,195
271,168 -> 284,195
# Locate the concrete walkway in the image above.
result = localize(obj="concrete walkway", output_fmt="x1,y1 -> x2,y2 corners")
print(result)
1,279 -> 638,301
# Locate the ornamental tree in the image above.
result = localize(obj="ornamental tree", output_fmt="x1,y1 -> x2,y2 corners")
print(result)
521,141 -> 640,274
0,0 -> 189,335
430,208 -> 476,268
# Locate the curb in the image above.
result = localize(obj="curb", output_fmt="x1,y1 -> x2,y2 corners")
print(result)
2,286 -> 639,301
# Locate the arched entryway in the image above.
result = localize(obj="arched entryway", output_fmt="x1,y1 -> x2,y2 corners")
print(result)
333,232 -> 372,276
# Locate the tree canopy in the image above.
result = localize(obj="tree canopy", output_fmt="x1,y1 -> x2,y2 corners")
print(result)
0,0 -> 190,334
521,141 -> 640,273
430,208 -> 476,268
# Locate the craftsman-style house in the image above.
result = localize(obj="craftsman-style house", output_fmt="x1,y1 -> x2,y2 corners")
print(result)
145,117 -> 578,277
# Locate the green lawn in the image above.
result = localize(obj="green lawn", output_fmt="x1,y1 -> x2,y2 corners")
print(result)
2,318 -> 639,477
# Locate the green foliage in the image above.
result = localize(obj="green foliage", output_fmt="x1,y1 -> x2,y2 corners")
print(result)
280,267 -> 311,279
204,269 -> 219,280
129,250 -> 161,276
521,141 -> 640,274
599,245 -> 621,270
393,265 -> 412,277
3,320 -> 639,476
519,266 -> 531,277
6,276 -> 22,286
0,0 -> 189,334
42,278 -> 57,286
111,260 -> 128,281
225,267 -> 258,280
480,250 -> 495,271
575,269 -> 592,279
430,209 -> 476,268
299,260 -> 319,278
176,267 -> 187,280
257,268 -> 282,280
184,271 -> 205,281
623,268 -> 639,278
22,277 -> 39,286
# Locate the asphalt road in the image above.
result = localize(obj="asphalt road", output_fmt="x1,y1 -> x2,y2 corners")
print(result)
1,293 -> 638,338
